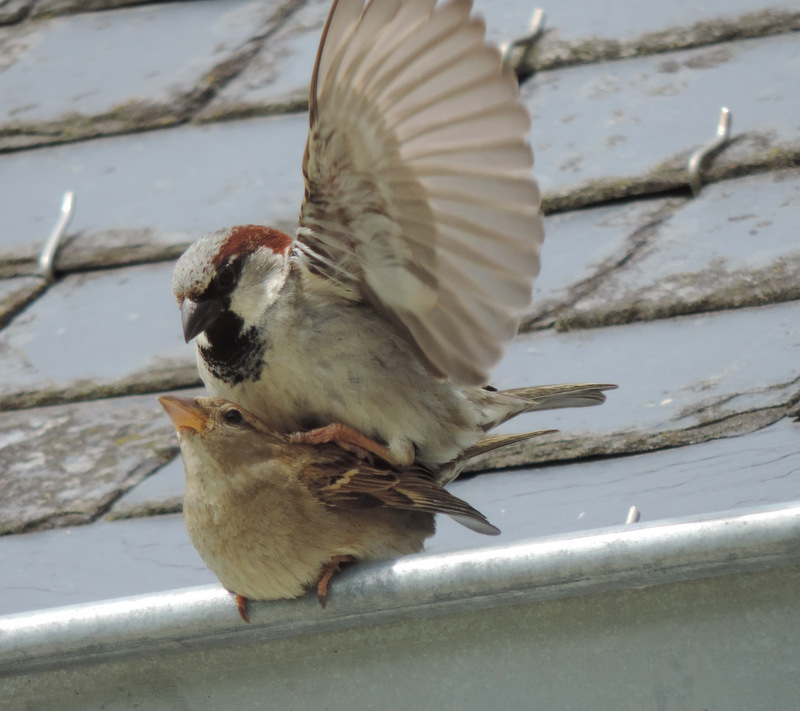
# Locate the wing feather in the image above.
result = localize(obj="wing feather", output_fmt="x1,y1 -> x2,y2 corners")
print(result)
298,0 -> 544,385
406,141 -> 533,171
301,459 -> 500,535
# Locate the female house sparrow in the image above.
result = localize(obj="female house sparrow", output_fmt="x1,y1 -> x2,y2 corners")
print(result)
172,0 -> 616,467
159,395 -> 550,619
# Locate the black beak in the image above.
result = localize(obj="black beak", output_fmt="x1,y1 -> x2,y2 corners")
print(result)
181,297 -> 225,343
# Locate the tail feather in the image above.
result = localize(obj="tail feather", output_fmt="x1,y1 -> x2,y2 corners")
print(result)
486,383 -> 617,429
462,429 -> 558,459
438,428 -> 558,485
436,382 -> 617,485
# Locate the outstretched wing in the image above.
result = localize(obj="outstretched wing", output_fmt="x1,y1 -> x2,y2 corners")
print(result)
299,457 -> 500,535
296,0 -> 544,385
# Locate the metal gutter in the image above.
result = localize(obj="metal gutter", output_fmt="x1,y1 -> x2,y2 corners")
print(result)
2,502 -> 799,677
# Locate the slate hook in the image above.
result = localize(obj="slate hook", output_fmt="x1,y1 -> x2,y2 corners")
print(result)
625,506 -> 641,524
687,107 -> 732,197
39,191 -> 75,283
500,8 -> 546,74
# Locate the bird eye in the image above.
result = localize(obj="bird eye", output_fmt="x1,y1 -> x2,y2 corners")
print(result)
223,408 -> 244,425
215,265 -> 236,290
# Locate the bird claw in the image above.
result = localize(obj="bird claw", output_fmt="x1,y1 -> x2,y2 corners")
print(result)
290,422 -> 389,464
235,594 -> 250,623
316,554 -> 356,608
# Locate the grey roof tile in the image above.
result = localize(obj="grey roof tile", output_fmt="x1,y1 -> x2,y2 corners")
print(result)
0,392 -> 179,536
444,417 -> 800,547
199,0 -> 329,120
0,0 -> 287,150
500,1 -> 800,72
0,0 -> 34,25
475,0 -> 799,46
1,114 -> 306,275
2,418 -> 797,615
523,33 -> 800,208
0,261 -> 196,410
482,300 -> 800,467
108,455 -> 185,520
29,0 -> 190,18
0,276 -> 46,328
557,168 -> 800,329
202,0 -> 800,117
524,196 -> 683,329
0,513 -> 213,615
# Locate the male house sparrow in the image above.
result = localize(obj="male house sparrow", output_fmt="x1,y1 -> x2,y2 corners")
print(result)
159,395 -> 552,619
172,0 -> 615,467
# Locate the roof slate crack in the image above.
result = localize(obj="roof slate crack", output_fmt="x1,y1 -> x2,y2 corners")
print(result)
0,276 -> 47,331
0,369 -> 202,414
107,496 -> 184,522
541,135 -> 800,214
524,198 -> 685,332
470,406 -> 796,474
0,0 -> 35,26
556,252 -> 800,332
29,1 -> 202,21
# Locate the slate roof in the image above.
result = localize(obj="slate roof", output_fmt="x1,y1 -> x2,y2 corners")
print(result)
1,0 -> 799,623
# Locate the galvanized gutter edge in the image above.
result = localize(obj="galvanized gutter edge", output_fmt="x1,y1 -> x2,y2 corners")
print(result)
2,502 -> 799,677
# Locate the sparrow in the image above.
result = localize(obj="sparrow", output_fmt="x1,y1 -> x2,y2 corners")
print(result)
159,395 -> 553,619
172,0 -> 616,468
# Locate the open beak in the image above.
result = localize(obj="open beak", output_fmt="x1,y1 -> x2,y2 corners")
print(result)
181,297 -> 224,343
159,395 -> 209,433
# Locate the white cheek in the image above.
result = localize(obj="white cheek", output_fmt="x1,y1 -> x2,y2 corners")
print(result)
230,282 -> 274,327
231,260 -> 288,327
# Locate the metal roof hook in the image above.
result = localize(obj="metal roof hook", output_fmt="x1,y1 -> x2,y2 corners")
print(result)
38,191 -> 75,283
687,108 -> 732,197
500,8 -> 546,76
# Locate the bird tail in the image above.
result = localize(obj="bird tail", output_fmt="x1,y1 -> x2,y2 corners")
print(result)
483,382 -> 617,429
461,429 -> 558,458
437,428 -> 557,486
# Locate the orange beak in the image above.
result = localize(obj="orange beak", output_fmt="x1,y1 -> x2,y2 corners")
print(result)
158,395 -> 209,433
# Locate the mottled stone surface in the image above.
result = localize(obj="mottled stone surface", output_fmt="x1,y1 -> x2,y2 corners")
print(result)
1,114 -> 307,276
557,168 -> 800,329
2,418 -> 798,615
0,0 -> 287,150
523,33 -> 800,209
109,391 -> 206,521
0,261 -> 197,411
0,392 -> 179,535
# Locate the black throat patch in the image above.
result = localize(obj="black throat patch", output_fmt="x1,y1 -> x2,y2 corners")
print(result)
198,310 -> 268,385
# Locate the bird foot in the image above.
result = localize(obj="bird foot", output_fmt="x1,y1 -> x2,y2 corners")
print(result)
235,594 -> 250,623
290,422 -> 392,463
316,554 -> 356,608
